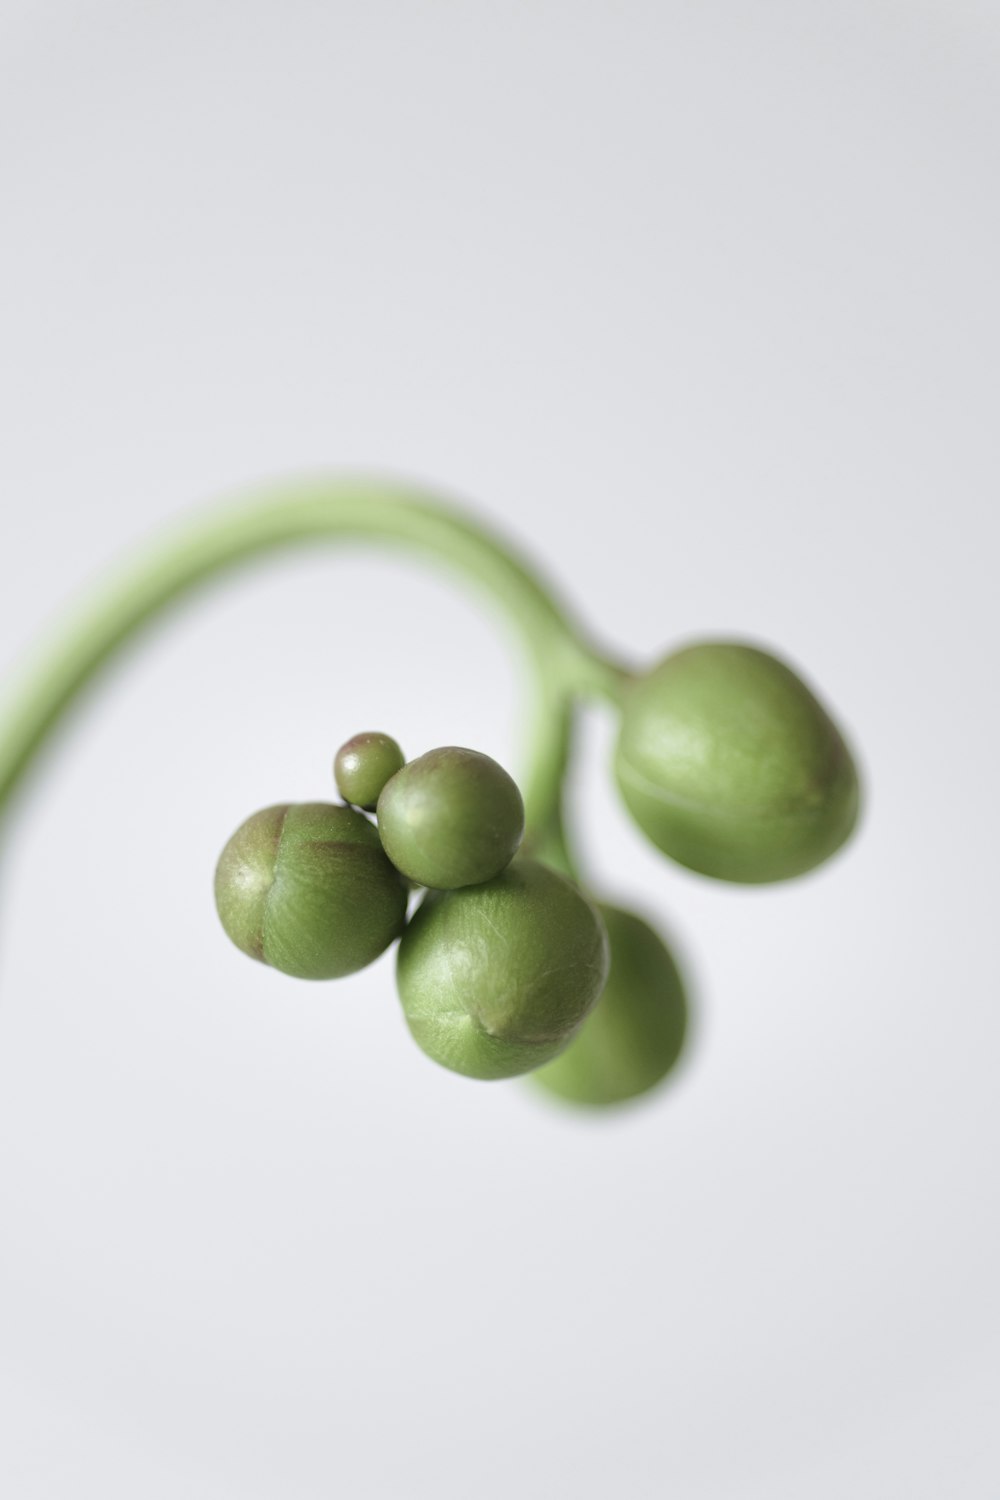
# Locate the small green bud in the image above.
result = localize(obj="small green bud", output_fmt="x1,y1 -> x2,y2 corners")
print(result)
615,642 -> 860,883
533,904 -> 688,1107
334,731 -> 405,810
396,857 -> 609,1080
377,746 -> 525,889
215,802 -> 408,980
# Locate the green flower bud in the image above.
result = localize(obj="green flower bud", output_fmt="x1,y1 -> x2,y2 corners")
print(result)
215,802 -> 408,979
615,642 -> 860,883
533,904 -> 688,1107
334,731 -> 405,811
396,857 -> 609,1080
377,746 -> 525,890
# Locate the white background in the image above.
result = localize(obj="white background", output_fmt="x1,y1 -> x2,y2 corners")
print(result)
1,4 -> 997,1497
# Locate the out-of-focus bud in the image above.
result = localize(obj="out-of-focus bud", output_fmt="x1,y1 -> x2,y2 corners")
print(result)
534,903 -> 688,1107
615,642 -> 859,883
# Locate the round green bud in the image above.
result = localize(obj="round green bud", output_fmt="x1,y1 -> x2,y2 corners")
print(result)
215,802 -> 408,980
533,904 -> 688,1107
396,857 -> 609,1080
376,746 -> 525,889
615,642 -> 860,883
334,731 -> 405,810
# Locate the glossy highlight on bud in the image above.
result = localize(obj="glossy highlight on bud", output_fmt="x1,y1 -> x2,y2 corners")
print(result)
615,642 -> 860,883
396,857 -> 609,1079
214,802 -> 408,979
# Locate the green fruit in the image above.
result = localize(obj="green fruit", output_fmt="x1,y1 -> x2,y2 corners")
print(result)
215,802 -> 408,979
334,731 -> 405,810
377,746 -> 525,889
533,904 -> 688,1107
615,642 -> 860,883
396,857 -> 609,1079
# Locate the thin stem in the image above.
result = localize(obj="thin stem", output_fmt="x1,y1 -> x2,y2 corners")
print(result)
519,671 -> 576,875
520,686 -> 578,879
0,476 -> 622,862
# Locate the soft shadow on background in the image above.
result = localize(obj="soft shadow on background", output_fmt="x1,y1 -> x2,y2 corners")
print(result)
1,4 -> 997,1498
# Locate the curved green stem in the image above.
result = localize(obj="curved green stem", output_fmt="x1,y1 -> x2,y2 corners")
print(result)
0,476 -> 624,872
519,684 -> 574,873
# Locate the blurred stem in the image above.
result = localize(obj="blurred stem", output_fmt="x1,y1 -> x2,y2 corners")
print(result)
0,476 -> 625,871
519,678 -> 578,879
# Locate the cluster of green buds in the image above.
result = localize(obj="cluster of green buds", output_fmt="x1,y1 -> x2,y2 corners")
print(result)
214,637 -> 858,1105
215,734 -> 611,1083
0,479 -> 860,1112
